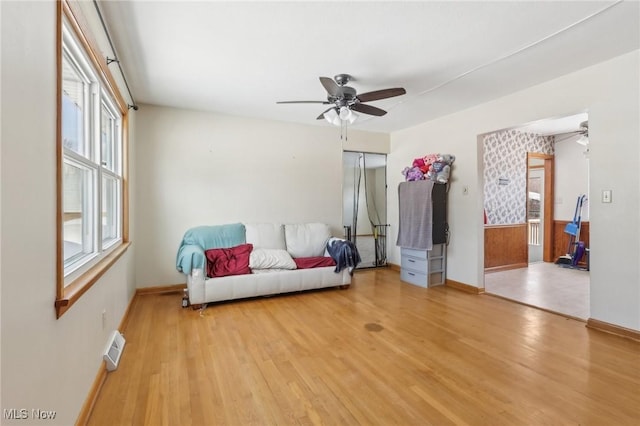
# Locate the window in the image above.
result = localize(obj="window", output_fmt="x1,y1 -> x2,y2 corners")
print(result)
56,1 -> 129,318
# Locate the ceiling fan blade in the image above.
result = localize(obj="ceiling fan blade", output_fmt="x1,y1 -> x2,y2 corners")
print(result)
357,88 -> 406,103
555,132 -> 586,142
351,103 -> 387,117
277,100 -> 330,104
320,77 -> 340,97
316,107 -> 336,120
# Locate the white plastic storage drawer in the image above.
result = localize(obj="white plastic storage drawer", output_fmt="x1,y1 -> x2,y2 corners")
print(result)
400,248 -> 428,288
401,268 -> 428,288
401,255 -> 428,272
401,247 -> 427,259
400,244 -> 446,288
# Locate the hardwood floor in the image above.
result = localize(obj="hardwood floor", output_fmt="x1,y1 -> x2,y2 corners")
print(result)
88,268 -> 640,425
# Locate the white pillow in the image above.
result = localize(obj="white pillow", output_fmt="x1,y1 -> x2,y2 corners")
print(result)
249,248 -> 296,270
284,223 -> 330,258
244,223 -> 286,249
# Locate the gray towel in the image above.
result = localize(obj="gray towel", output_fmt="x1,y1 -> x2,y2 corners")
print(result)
396,180 -> 434,250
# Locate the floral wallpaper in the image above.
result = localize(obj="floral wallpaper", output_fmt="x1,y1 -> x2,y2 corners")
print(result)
483,130 -> 554,225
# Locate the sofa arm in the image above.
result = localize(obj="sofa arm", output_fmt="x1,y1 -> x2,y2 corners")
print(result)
187,268 -> 206,304
176,244 -> 206,275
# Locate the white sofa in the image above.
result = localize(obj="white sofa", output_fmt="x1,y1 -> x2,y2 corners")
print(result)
177,223 -> 351,306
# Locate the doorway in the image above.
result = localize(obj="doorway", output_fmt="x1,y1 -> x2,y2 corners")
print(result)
483,113 -> 590,320
342,151 -> 388,269
528,166 -> 544,263
527,152 -> 554,263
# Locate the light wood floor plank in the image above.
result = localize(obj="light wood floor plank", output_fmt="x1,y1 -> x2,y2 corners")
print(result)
88,268 -> 640,425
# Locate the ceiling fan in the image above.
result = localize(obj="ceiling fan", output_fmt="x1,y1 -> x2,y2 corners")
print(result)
277,74 -> 406,125
557,120 -> 589,145
575,120 -> 589,145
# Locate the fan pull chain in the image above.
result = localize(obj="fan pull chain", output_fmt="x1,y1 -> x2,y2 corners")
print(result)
340,120 -> 348,141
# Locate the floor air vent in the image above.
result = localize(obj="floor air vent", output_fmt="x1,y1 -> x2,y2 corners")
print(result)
103,330 -> 126,371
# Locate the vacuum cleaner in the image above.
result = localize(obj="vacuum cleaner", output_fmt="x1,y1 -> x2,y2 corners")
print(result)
556,194 -> 587,266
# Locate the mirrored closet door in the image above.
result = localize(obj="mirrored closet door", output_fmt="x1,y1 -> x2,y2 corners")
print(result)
342,151 -> 388,269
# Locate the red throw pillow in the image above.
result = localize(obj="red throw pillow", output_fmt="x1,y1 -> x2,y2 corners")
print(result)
294,256 -> 336,269
205,244 -> 253,278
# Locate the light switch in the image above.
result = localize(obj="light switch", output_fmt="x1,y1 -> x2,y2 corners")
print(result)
602,190 -> 612,203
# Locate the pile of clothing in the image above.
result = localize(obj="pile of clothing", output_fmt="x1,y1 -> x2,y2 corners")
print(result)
326,237 -> 361,275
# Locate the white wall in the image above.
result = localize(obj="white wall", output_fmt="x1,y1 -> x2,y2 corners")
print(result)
134,105 -> 388,287
554,134 -> 590,221
0,2 -> 137,425
389,50 -> 639,330
0,0 -> 3,410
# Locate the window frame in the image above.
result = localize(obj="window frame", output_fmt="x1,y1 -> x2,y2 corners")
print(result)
62,154 -> 98,269
56,0 -> 130,318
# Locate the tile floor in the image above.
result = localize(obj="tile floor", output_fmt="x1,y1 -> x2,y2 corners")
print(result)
484,262 -> 590,320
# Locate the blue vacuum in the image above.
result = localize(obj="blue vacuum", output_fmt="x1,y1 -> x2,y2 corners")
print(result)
556,194 -> 587,268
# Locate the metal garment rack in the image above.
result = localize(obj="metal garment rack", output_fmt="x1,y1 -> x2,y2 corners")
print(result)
343,224 -> 389,269
373,224 -> 389,267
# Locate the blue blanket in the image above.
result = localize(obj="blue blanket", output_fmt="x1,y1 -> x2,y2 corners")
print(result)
176,223 -> 246,274
326,237 -> 361,275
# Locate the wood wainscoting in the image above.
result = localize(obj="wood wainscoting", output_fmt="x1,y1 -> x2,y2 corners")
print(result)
484,224 -> 528,272
553,220 -> 590,266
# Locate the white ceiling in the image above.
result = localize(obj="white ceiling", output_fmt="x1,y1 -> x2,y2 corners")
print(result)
98,1 -> 639,134
516,112 -> 588,136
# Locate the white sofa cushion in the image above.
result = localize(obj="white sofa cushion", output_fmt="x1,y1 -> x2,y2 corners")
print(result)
245,223 -> 286,250
284,223 -> 331,258
249,248 -> 296,270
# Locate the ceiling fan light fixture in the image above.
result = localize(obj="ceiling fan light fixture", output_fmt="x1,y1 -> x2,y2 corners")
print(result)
338,106 -> 358,124
324,106 -> 358,126
339,106 -> 351,120
576,134 -> 589,146
323,108 -> 341,126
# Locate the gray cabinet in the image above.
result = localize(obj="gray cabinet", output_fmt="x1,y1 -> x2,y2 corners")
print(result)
400,244 -> 446,288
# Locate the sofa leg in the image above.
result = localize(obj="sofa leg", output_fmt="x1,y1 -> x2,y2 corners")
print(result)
339,284 -> 351,290
190,303 -> 209,315
198,303 -> 208,317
